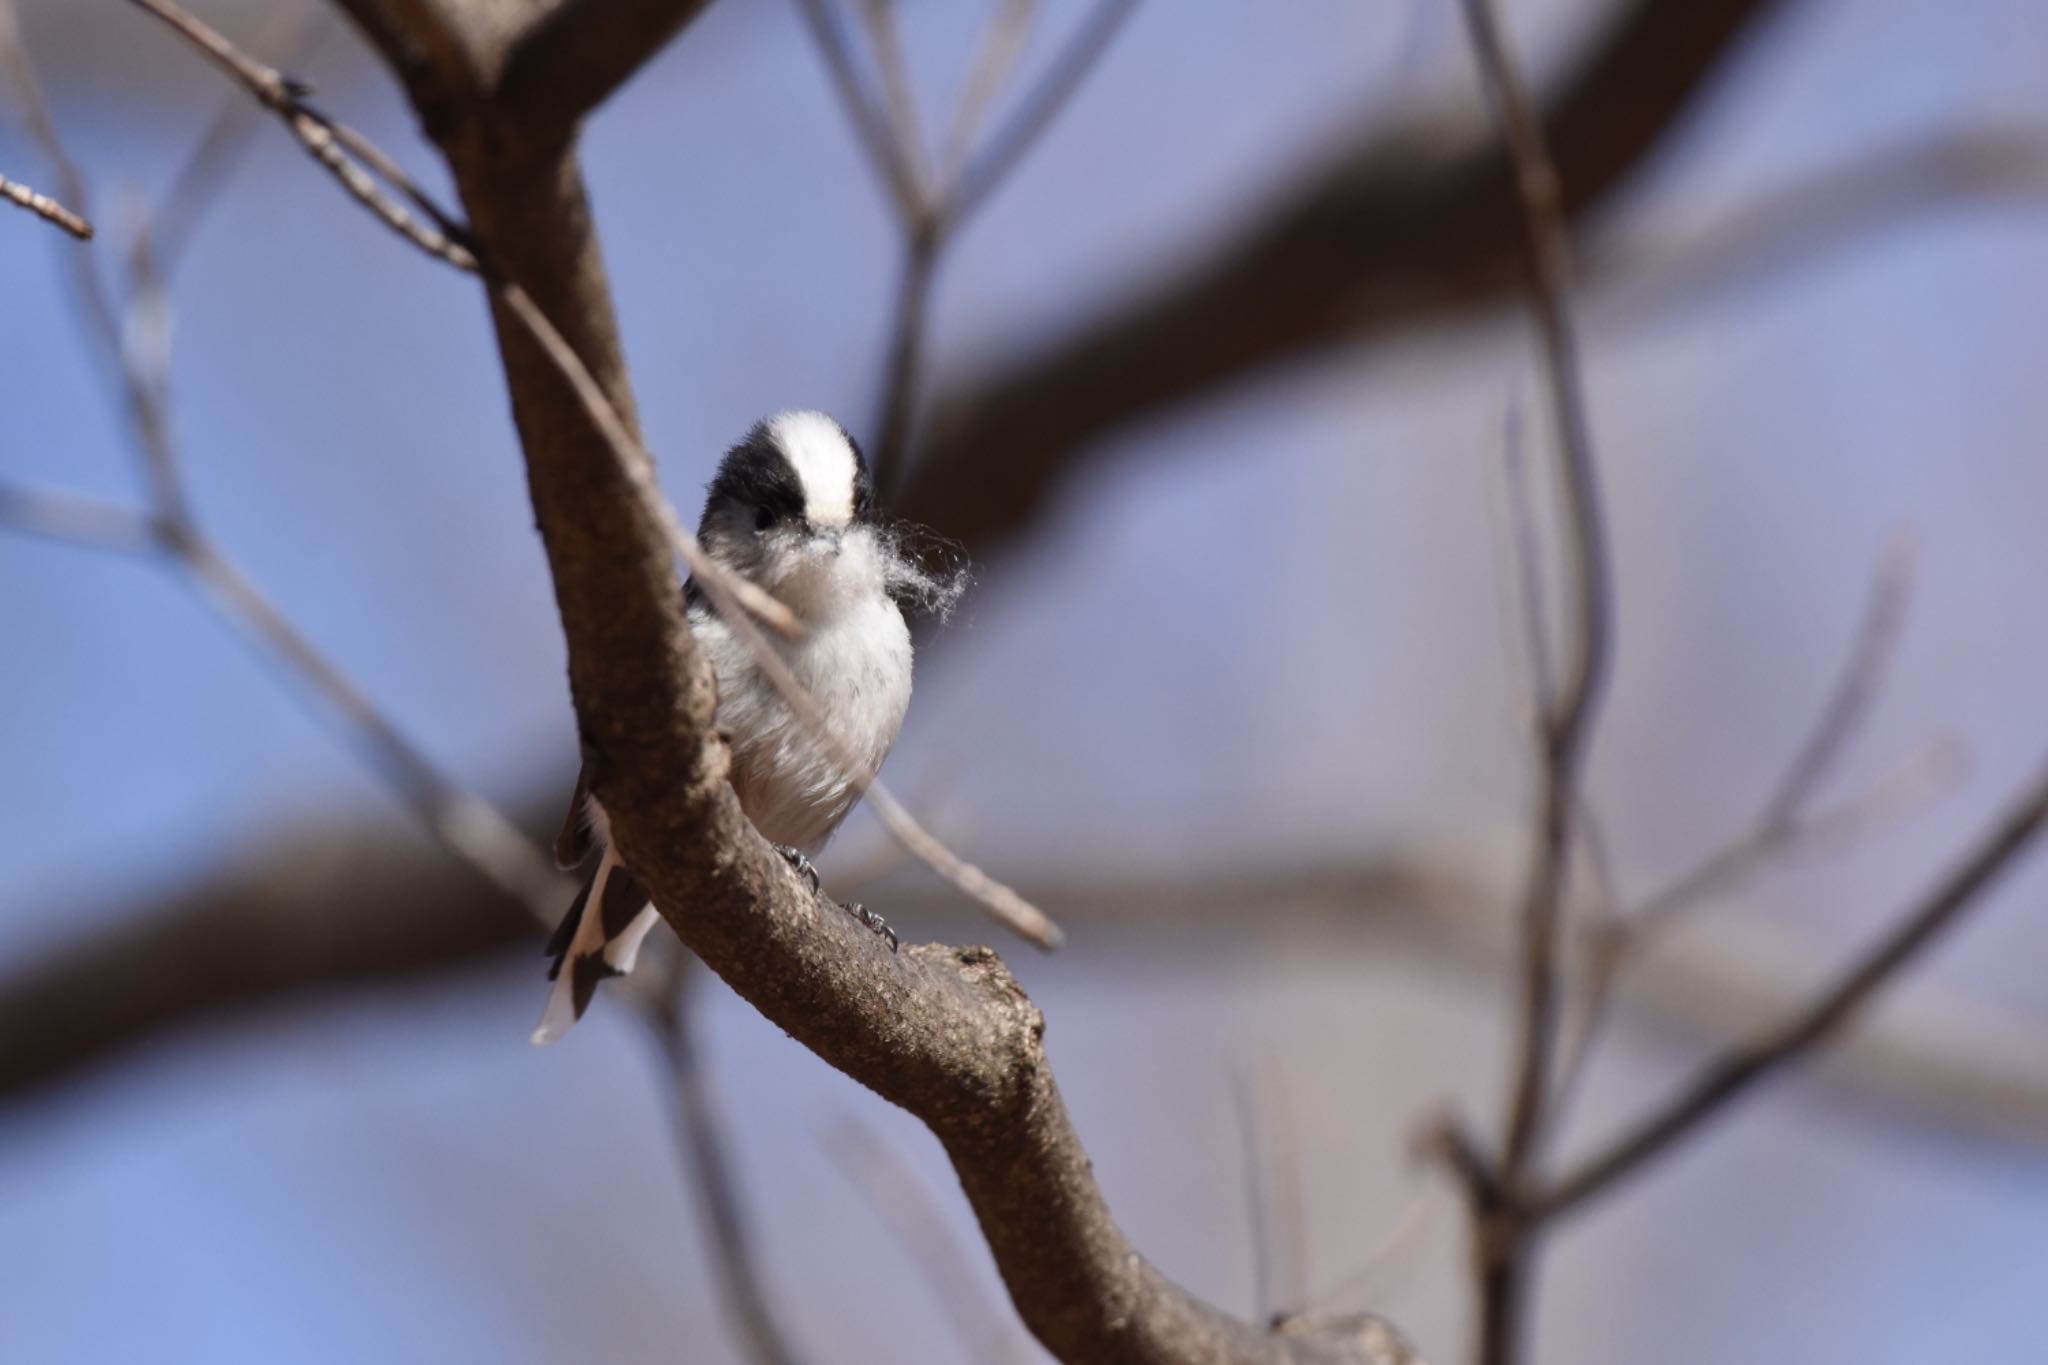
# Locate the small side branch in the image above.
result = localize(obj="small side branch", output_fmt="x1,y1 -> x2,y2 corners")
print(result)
794,0 -> 1140,497
1536,756 -> 2048,1220
1462,0 -> 1614,1185
0,167 -> 91,237
1,0 -> 559,920
643,959 -> 811,1365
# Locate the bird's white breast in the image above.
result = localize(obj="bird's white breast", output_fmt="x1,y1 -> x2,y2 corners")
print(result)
693,535 -> 913,853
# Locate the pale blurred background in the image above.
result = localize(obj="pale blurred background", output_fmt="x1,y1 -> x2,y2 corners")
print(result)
3,0 -> 2048,1361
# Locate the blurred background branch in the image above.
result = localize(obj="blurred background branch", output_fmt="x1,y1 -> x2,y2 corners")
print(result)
896,0 -> 1798,563
0,164 -> 89,235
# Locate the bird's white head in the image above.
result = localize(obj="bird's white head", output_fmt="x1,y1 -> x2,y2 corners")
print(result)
700,410 -> 883,616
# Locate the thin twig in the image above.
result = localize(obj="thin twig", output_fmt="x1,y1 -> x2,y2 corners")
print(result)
1229,1065 -> 1277,1324
826,1114 -> 1031,1365
1549,734 -> 1968,1127
0,167 -> 90,237
1536,753 -> 2048,1221
1463,0 -> 1613,1182
1230,1059 -> 1308,1324
1636,735 -> 1961,942
0,485 -> 158,553
938,0 -> 1034,186
818,0 -> 1139,498
1547,539 -> 1942,1125
1299,1183 -> 1441,1315
145,8 -> 325,281
854,0 -> 930,201
790,0 -> 928,220
123,0 -> 807,641
1496,391 -> 1554,710
0,0 -> 560,922
644,959 -> 812,1365
947,0 -> 1138,226
869,224 -> 938,500
182,539 -> 562,916
1757,531 -> 1918,828
0,1 -> 186,521
1460,2 -> 1613,1358
124,0 -> 479,271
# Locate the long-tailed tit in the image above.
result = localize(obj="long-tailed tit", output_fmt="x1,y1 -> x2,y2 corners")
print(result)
533,410 -> 956,1045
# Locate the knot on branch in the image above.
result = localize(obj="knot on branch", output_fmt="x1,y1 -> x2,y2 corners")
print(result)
952,943 -> 1044,1044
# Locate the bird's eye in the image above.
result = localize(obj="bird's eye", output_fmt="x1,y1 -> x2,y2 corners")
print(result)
754,506 -> 776,532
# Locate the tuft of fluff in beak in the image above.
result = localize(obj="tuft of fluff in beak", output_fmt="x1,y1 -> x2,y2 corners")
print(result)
876,521 -> 971,621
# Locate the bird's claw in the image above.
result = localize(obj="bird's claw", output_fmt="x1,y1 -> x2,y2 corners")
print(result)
845,902 -> 898,952
774,845 -> 895,950
774,844 -> 821,893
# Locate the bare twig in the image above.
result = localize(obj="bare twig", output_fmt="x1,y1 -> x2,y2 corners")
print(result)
1299,1182 -> 1441,1316
644,957 -> 812,1365
790,0 -> 928,219
0,1 -> 184,519
1547,538 -> 1950,1126
1462,0 -> 1612,1181
185,537 -> 563,914
809,0 -> 1139,497
1642,735 -> 1964,941
946,0 -> 1137,227
0,166 -> 90,237
855,0 -> 930,199
121,0 -> 812,644
1537,753 -> 2048,1221
0,484 -> 158,553
1231,1066 -> 1279,1325
827,1114 -> 1031,1365
938,0 -> 1033,185
1757,532 -> 1918,827
124,0 -> 479,270
0,0 -> 559,921
1494,390 -> 1554,718
1459,1 -> 1613,1357
146,8 -> 325,279
1231,1060 -> 1309,1324
868,208 -> 939,499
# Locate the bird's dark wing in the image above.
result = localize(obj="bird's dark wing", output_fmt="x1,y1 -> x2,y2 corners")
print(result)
555,767 -> 593,869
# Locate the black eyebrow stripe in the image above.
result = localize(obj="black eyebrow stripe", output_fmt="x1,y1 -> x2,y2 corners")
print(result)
702,421 -> 807,530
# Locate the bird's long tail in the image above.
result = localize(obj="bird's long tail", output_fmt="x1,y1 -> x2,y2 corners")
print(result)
532,824 -> 660,1047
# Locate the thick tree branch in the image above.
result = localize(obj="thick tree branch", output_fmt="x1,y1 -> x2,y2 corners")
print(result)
897,0 -> 1797,559
310,6 -> 1407,1362
497,0 -> 717,131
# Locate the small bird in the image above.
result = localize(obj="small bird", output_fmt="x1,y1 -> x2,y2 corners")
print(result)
533,410 -> 943,1045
